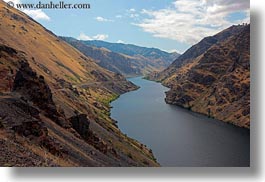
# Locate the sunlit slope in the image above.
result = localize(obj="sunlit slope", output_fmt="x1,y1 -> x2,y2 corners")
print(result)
0,2 -> 115,84
0,0 -> 158,167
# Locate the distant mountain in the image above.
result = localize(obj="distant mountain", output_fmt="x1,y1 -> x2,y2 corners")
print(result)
61,37 -> 180,77
60,37 -> 142,76
84,40 -> 179,64
0,1 -> 158,167
148,25 -> 250,128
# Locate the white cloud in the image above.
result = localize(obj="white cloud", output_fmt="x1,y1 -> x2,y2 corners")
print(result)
125,8 -> 139,19
130,14 -> 139,18
168,49 -> 181,54
93,34 -> 109,40
4,0 -> 50,21
23,9 -> 50,21
135,0 -> 250,45
129,8 -> 136,12
115,15 -> 122,18
117,40 -> 125,43
77,33 -> 109,41
95,16 -> 113,22
77,33 -> 92,41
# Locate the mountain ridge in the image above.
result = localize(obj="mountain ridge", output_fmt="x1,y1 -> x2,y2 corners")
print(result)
61,37 -> 180,77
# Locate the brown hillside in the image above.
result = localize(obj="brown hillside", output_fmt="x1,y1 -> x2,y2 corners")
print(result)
0,1 -> 158,167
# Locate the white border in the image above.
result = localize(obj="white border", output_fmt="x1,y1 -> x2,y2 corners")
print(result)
1,0 -> 264,181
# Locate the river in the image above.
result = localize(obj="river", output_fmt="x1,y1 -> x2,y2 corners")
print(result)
110,77 -> 250,167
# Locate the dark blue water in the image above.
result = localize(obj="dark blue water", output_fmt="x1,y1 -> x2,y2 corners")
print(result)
110,77 -> 250,167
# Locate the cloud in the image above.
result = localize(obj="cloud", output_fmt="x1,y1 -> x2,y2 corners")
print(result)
130,14 -> 139,18
77,33 -> 92,41
115,15 -> 122,18
4,0 -> 50,21
160,48 -> 183,54
125,8 -> 139,19
168,49 -> 181,53
135,0 -> 250,45
95,16 -> 113,22
23,9 -> 50,21
77,33 -> 109,41
117,40 -> 125,43
93,34 -> 109,40
129,8 -> 136,12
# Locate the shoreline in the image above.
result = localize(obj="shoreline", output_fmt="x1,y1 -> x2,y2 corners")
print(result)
144,77 -> 250,130
106,78 -> 159,166
110,77 -> 249,166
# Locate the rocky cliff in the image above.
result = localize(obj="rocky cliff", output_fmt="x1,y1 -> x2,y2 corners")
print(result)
148,25 -> 250,128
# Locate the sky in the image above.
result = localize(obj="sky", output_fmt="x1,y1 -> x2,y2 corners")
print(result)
4,0 -> 250,53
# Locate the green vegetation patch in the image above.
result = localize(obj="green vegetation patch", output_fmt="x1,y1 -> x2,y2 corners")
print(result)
97,93 -> 119,106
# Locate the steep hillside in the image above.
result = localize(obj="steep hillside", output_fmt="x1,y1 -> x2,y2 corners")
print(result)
148,25 -> 250,128
149,25 -> 248,81
0,1 -> 158,167
70,39 -> 180,76
60,37 -> 142,77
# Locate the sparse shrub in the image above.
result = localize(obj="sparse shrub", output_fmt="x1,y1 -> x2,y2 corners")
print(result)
149,149 -> 153,154
127,152 -> 133,159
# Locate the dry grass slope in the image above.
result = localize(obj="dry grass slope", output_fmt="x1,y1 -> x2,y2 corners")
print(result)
0,1 -> 159,167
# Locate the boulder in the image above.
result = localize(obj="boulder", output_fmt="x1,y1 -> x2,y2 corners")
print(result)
69,114 -> 90,140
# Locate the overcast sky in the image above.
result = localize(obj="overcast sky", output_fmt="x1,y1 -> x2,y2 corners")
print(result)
5,0 -> 250,53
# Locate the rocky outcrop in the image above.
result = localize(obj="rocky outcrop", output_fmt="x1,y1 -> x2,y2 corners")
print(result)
69,114 -> 117,156
86,130 -> 111,155
69,114 -> 90,140
13,61 -> 54,108
12,61 -> 70,128
0,96 -> 65,157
